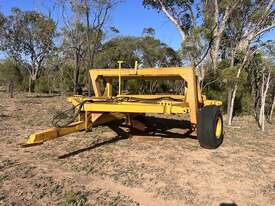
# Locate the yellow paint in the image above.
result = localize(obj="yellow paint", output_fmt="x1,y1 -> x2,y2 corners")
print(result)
23,121 -> 85,146
215,117 -> 222,138
204,100 -> 222,106
134,61 -> 138,74
82,101 -> 190,114
117,94 -> 185,100
117,61 -> 124,96
89,67 -> 201,125
24,66 -> 223,146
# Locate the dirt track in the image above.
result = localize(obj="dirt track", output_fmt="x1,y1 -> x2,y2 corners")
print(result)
0,92 -> 274,206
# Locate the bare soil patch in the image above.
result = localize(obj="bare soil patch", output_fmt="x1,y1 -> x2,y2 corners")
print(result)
0,92 -> 274,206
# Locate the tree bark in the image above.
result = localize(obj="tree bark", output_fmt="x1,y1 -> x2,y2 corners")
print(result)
157,0 -> 185,42
84,0 -> 92,96
227,49 -> 237,125
73,49 -> 80,94
227,88 -> 232,115
228,84 -> 238,126
8,80 -> 14,98
210,1 -> 237,73
259,73 -> 265,130
28,76 -> 35,93
259,69 -> 271,131
269,93 -> 275,122
47,73 -> 52,94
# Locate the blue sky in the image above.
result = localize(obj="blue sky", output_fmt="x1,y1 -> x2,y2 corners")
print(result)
0,0 -> 274,51
0,0 -> 181,49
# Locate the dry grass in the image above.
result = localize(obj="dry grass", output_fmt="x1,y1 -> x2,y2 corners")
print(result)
0,91 -> 274,206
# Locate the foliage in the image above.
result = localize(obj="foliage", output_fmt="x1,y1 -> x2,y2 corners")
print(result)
96,36 -> 181,68
0,8 -> 56,92
143,0 -> 194,31
95,36 -> 140,68
0,1 -> 274,127
0,59 -> 22,83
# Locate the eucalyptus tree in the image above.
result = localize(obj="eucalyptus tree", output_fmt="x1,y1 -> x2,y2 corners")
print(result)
61,22 -> 87,94
143,1 -> 243,73
143,0 -> 206,67
142,27 -> 156,37
0,8 -> 56,92
81,0 -> 119,95
139,36 -> 180,68
95,37 -> 140,68
0,59 -> 22,97
95,35 -> 181,93
138,35 -> 181,93
143,0 -> 275,127
225,0 -> 275,125
203,0 -> 238,73
59,0 -> 122,94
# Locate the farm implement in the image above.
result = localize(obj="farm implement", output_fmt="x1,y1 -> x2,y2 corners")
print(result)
22,65 -> 223,149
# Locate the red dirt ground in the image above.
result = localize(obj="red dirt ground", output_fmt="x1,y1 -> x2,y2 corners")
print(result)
0,92 -> 274,206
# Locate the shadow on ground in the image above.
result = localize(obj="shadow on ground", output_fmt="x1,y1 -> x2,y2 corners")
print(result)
58,116 -> 196,159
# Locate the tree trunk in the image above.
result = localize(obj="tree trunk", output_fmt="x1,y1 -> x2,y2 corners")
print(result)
28,76 -> 31,93
211,38 -> 220,74
227,88 -> 232,115
259,101 -> 265,131
8,80 -> 14,98
84,0 -> 92,97
73,50 -> 80,94
210,1 -> 234,74
227,49 -> 237,125
227,67 -> 242,126
259,69 -> 271,131
46,70 -> 52,95
259,77 -> 265,130
88,29 -> 102,96
228,84 -> 238,125
158,0 -> 185,42
59,67 -> 66,95
28,76 -> 35,93
269,94 -> 275,122
210,0 -> 219,73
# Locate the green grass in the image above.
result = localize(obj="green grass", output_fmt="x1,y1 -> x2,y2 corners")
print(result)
58,191 -> 89,206
0,174 -> 8,182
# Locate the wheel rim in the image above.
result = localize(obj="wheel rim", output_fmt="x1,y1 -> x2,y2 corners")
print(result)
215,117 -> 222,139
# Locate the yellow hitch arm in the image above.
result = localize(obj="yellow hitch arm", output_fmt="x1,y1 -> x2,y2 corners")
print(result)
21,121 -> 85,146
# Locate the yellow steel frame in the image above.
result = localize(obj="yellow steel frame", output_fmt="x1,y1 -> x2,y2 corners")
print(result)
23,66 -> 222,146
90,67 -> 204,124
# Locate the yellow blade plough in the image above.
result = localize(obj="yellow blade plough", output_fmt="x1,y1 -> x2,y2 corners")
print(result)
22,65 -> 223,149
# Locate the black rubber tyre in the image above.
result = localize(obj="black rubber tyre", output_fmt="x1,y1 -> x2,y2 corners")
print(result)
197,105 -> 224,149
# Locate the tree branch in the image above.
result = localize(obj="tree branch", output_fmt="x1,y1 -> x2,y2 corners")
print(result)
255,0 -> 274,29
254,23 -> 275,38
156,0 -> 185,42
